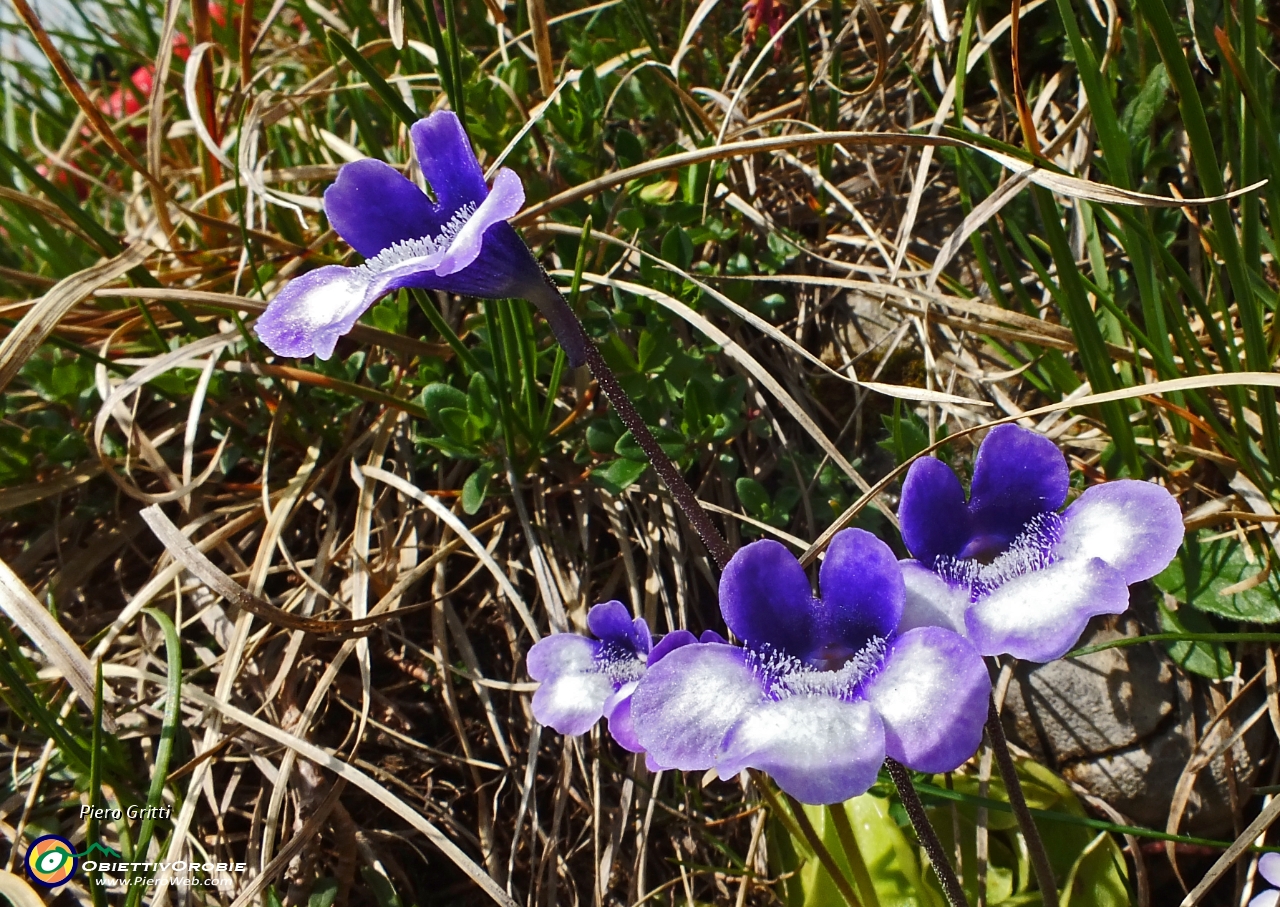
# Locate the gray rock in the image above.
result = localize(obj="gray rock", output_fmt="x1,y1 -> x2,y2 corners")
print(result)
1001,588 -> 1269,835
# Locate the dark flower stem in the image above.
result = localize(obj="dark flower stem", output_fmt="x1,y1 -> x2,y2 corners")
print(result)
537,273 -> 733,570
986,697 -> 1057,900
884,758 -> 969,907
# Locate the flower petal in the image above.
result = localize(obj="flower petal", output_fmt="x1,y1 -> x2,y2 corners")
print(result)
410,110 -> 491,212
967,557 -> 1130,662
532,672 -> 616,736
1260,852 -> 1280,888
604,682 -> 644,752
526,633 -> 599,682
631,642 -> 761,771
863,627 -> 988,772
322,158 -> 441,259
1251,890 -> 1280,907
588,600 -> 637,644
963,425 -> 1069,558
719,539 -> 815,655
649,629 -> 699,665
899,456 -> 970,564
897,560 -> 968,635
254,265 -> 375,359
816,529 -> 904,648
435,168 -> 526,276
1057,481 -> 1183,583
719,697 -> 885,804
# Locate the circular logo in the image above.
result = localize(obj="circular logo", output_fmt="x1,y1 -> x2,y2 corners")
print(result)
25,835 -> 77,888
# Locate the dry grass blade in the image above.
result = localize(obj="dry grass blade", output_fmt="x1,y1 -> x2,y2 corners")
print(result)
518,131 -> 1260,223
801,371 -> 1280,563
0,555 -> 116,732
528,0 -> 556,95
106,664 -> 520,907
0,870 -> 46,907
361,465 -> 542,638
0,243 -> 149,395
226,780 -> 348,907
1179,795 -> 1280,907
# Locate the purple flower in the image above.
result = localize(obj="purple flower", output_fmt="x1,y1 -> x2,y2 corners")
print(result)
255,111 -> 583,363
897,424 -> 1184,662
629,530 -> 991,805
1252,854 -> 1280,907
527,601 -> 654,752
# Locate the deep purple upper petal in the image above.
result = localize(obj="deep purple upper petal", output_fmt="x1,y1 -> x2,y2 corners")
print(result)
719,539 -> 815,655
410,111 -> 490,213
1056,481 -> 1183,583
323,158 -> 442,259
588,601 -> 637,645
967,557 -> 1130,661
718,697 -> 885,804
649,629 -> 699,665
963,425 -> 1069,559
899,456 -> 970,564
863,627 -> 988,772
630,642 -> 761,771
815,529 -> 904,650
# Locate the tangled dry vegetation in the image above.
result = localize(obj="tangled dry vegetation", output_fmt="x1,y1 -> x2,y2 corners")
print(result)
2,0 -> 1280,904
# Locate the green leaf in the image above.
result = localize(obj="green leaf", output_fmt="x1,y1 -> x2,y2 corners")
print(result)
327,30 -> 418,128
661,226 -> 694,270
461,468 -> 490,515
591,458 -> 648,495
308,878 -> 338,907
421,383 -> 468,418
736,477 -> 770,517
1154,529 -> 1280,622
614,129 -> 643,168
1120,63 -> 1170,140
1158,602 -> 1233,680
359,868 -> 404,907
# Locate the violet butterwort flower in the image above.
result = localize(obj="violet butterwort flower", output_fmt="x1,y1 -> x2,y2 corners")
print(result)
628,530 -> 991,805
255,110 -> 584,364
897,424 -> 1183,663
527,601 -> 654,752
1251,854 -> 1280,907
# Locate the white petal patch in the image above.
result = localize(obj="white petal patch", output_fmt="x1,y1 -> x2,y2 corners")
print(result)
863,627 -> 988,771
897,560 -> 969,635
630,643 -> 761,771
968,557 -> 1129,662
290,269 -> 374,359
1056,481 -> 1184,583
720,697 -> 884,804
532,672 -> 615,736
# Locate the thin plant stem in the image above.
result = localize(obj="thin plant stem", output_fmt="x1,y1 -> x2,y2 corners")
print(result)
884,758 -> 969,907
986,697 -> 1057,900
828,803 -> 881,907
752,773 -> 862,907
535,273 -> 733,570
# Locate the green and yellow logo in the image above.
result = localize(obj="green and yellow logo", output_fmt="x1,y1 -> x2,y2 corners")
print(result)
25,835 -> 77,888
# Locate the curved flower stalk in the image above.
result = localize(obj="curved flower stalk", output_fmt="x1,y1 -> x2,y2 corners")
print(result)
1252,854 -> 1280,907
897,424 -> 1184,663
253,110 -> 734,568
255,110 -> 584,364
627,529 -> 990,805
